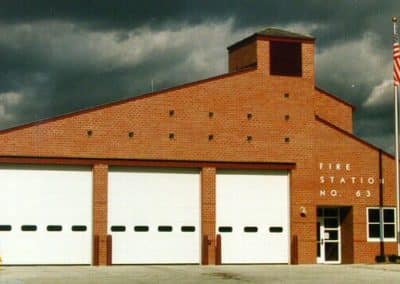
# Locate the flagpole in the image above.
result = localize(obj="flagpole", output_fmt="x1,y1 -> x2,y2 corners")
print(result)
393,16 -> 400,256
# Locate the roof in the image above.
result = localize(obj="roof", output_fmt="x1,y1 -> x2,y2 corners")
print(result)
315,87 -> 356,111
255,27 -> 314,40
228,27 -> 315,51
315,115 -> 394,159
0,66 -> 257,135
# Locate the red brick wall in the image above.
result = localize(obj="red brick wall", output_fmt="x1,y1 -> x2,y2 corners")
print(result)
0,38 -> 319,165
256,39 -> 315,83
201,167 -> 216,264
0,70 -> 316,163
0,36 -> 395,265
312,119 -> 397,263
93,164 -> 108,265
341,207 -> 354,264
314,88 -> 353,133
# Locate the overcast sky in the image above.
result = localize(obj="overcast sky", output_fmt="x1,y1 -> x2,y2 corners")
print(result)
0,1 -> 399,153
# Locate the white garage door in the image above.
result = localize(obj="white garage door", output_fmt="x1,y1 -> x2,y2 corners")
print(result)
108,167 -> 200,264
216,170 -> 289,264
0,165 -> 92,265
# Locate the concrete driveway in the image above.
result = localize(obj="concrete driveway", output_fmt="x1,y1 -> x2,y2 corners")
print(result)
1,265 -> 400,284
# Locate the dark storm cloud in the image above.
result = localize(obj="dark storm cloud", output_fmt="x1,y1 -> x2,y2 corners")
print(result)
1,1 -> 396,41
0,0 -> 233,30
0,0 -> 399,152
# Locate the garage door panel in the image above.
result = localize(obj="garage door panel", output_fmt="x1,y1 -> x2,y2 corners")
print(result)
0,165 -> 92,265
112,232 -> 199,264
108,167 -> 200,264
216,170 -> 289,264
1,232 -> 92,265
222,234 -> 270,263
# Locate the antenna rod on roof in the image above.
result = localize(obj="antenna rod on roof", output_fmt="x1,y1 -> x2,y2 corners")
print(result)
151,79 -> 154,92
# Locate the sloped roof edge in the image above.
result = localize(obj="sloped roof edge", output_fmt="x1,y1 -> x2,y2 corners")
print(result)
0,66 -> 257,135
315,115 -> 394,159
228,27 -> 315,51
256,27 -> 314,40
315,86 -> 356,111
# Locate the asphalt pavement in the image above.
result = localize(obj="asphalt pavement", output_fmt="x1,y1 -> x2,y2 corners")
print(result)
1,264 -> 400,284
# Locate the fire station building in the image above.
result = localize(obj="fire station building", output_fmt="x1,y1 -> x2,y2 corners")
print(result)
0,28 -> 397,265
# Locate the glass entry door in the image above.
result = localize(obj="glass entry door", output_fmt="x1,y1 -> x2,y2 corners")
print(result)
317,208 -> 341,264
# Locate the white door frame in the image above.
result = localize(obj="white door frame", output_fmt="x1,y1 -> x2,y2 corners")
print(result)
317,208 -> 341,264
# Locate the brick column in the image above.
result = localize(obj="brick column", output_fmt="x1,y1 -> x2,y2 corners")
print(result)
93,164 -> 108,265
201,167 -> 216,264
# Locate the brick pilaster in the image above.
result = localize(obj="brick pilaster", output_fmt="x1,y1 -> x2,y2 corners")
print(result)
93,164 -> 108,265
201,167 -> 216,264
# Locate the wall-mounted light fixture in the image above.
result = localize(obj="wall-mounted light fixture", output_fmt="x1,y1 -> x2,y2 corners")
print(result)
300,206 -> 307,217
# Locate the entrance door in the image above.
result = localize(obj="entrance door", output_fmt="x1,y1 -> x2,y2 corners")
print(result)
317,207 -> 341,264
